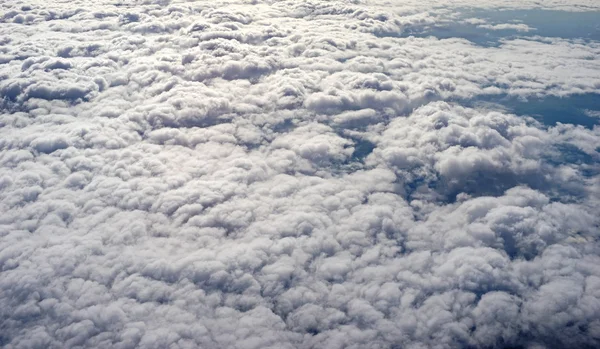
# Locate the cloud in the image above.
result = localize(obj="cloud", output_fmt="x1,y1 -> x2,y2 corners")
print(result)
478,23 -> 536,32
585,109 -> 600,118
0,0 -> 599,348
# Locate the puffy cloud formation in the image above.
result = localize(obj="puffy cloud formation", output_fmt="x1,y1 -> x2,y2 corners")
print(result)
1,0 -> 600,348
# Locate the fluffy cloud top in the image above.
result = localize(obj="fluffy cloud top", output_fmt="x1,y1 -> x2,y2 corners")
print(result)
1,0 -> 599,348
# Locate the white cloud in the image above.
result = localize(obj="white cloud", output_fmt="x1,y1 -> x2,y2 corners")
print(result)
1,0 -> 599,348
478,23 -> 536,32
585,109 -> 600,118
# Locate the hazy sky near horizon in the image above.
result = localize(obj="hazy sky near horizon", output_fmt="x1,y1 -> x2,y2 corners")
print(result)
1,0 -> 600,348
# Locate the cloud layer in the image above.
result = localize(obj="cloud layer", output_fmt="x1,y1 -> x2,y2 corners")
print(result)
1,0 -> 600,348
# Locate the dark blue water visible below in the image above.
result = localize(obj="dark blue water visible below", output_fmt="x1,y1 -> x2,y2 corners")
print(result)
463,93 -> 600,128
400,9 -> 600,47
351,139 -> 376,161
380,9 -> 600,128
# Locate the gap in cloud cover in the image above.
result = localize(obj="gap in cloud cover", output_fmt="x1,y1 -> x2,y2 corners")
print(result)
464,93 -> 600,128
396,9 -> 600,47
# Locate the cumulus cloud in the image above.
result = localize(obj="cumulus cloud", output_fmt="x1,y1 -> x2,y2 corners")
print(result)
1,0 -> 600,348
